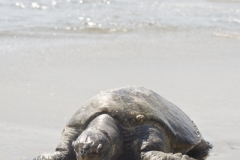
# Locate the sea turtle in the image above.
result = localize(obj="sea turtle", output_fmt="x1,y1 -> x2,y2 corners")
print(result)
34,86 -> 212,160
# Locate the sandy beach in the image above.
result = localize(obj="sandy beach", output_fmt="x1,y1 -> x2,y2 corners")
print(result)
1,29 -> 240,159
1,0 -> 240,159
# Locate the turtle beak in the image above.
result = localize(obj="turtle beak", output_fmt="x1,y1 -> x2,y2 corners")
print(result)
75,152 -> 85,160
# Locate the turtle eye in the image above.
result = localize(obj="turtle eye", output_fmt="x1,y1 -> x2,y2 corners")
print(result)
80,150 -> 86,155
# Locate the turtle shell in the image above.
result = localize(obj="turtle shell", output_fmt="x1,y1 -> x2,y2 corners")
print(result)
67,87 -> 200,150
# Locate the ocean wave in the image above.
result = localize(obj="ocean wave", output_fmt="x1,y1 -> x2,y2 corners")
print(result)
213,30 -> 240,39
1,0 -> 240,35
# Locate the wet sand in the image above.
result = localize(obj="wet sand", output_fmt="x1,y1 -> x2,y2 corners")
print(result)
1,30 -> 240,159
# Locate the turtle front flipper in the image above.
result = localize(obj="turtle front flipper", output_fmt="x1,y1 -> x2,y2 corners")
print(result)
135,125 -> 196,160
141,151 -> 196,160
34,126 -> 81,160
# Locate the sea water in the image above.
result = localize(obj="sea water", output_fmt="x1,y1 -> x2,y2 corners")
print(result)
1,0 -> 240,35
0,0 -> 240,160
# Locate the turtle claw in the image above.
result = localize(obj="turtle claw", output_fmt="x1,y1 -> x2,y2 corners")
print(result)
33,151 -> 63,160
141,151 -> 196,160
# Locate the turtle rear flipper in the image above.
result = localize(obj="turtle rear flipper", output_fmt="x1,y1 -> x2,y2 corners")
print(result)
186,139 -> 212,159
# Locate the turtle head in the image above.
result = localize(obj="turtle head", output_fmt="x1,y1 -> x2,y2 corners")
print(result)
72,128 -> 110,160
